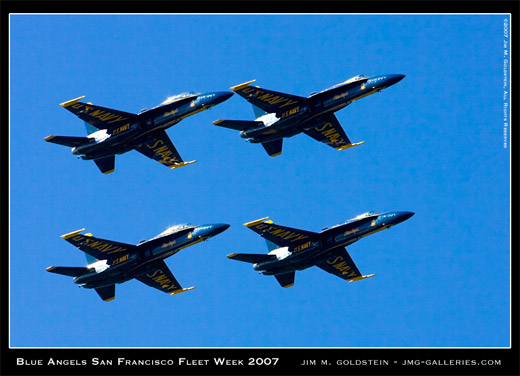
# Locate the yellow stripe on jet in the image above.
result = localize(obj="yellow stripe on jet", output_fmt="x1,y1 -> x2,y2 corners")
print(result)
243,217 -> 269,227
60,96 -> 86,108
348,274 -> 375,283
230,80 -> 256,92
61,228 -> 86,239
169,286 -> 195,295
337,141 -> 365,151
168,160 -> 197,170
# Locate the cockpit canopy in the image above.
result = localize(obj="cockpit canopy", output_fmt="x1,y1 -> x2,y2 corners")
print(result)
158,92 -> 200,107
348,211 -> 379,221
344,74 -> 368,84
320,75 -> 368,93
151,223 -> 196,239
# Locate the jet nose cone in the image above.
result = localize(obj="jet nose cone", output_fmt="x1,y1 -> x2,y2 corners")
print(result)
213,91 -> 234,105
397,211 -> 414,223
208,223 -> 230,237
387,74 -> 405,86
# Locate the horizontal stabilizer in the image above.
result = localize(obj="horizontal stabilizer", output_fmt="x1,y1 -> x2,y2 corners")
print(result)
44,135 -> 91,147
46,266 -> 88,277
213,119 -> 263,131
227,253 -> 275,264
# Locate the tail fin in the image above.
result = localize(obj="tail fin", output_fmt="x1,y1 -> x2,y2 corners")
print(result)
252,104 -> 268,118
44,135 -> 91,147
227,253 -> 275,264
93,156 -> 115,174
95,285 -> 115,301
213,119 -> 262,131
46,266 -> 88,277
274,271 -> 295,288
261,139 -> 283,157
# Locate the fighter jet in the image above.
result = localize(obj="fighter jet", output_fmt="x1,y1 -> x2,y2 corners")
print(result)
45,90 -> 233,173
227,211 -> 413,288
213,74 -> 404,156
46,223 -> 230,301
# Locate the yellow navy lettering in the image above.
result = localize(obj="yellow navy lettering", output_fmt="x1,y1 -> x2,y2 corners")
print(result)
146,139 -> 180,165
146,269 -> 178,291
69,102 -> 128,124
293,241 -> 312,253
240,87 -> 299,108
71,235 -> 127,254
112,123 -> 130,135
281,106 -> 300,118
327,256 -> 358,278
252,223 -> 309,243
112,254 -> 129,265
315,122 -> 347,147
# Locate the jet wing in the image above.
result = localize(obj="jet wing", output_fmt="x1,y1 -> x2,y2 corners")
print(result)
315,247 -> 374,282
244,217 -> 319,248
134,260 -> 194,295
230,80 -> 308,115
60,228 -> 136,261
60,96 -> 137,131
135,130 -> 195,170
303,113 -> 364,151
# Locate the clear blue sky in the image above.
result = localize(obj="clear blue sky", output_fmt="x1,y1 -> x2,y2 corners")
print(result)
9,14 -> 510,348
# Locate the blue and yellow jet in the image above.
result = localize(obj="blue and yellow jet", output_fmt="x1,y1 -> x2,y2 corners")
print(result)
46,223 -> 229,301
45,90 -> 233,173
228,211 -> 413,288
214,74 -> 404,156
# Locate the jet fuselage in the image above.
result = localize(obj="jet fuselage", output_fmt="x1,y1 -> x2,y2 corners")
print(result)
73,223 -> 229,289
71,92 -> 233,160
240,74 -> 405,143
253,211 -> 413,275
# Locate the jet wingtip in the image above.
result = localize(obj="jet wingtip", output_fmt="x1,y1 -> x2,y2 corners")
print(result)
243,217 -> 270,227
169,286 -> 195,295
60,95 -> 86,108
337,141 -> 365,151
169,160 -> 197,170
348,274 -> 375,283
230,80 -> 256,92
60,228 -> 86,239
